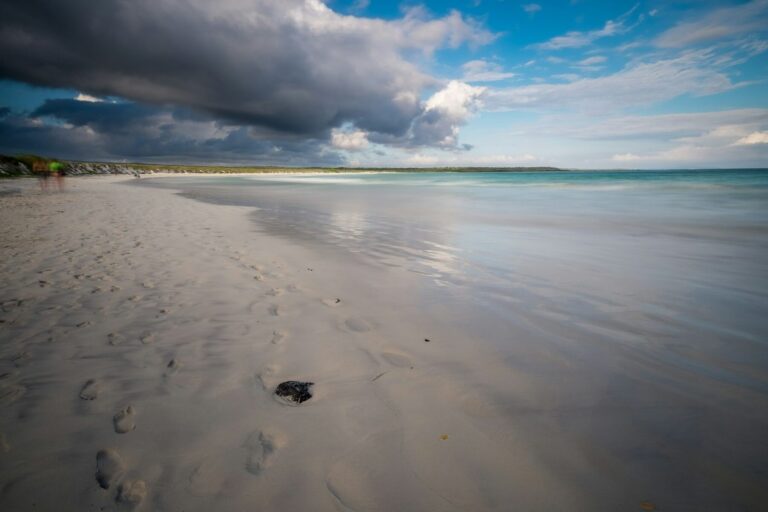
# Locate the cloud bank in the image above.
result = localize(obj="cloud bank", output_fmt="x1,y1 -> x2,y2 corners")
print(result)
0,0 -> 494,161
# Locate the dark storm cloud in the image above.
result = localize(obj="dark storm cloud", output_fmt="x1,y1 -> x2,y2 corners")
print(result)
0,0 -> 493,147
0,99 -> 344,165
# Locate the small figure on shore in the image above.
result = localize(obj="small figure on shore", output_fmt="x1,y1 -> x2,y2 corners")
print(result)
50,161 -> 66,191
32,160 -> 50,192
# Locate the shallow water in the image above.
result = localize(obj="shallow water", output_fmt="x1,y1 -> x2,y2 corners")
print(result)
139,169 -> 768,509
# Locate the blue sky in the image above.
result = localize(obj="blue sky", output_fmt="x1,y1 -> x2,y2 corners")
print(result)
1,0 -> 767,168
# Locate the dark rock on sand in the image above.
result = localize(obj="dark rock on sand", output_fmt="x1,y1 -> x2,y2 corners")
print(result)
274,381 -> 314,404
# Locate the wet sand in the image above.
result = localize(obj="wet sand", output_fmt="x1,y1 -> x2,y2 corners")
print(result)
1,175 -> 767,511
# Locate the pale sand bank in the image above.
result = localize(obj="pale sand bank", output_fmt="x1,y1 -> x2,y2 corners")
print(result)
1,176 -> 767,511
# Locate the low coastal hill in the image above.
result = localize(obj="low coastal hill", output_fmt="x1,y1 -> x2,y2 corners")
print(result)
0,154 -> 561,177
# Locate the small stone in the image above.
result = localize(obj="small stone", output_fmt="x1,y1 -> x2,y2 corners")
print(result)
274,381 -> 314,404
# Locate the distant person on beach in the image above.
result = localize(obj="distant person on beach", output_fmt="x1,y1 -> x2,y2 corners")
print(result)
32,160 -> 50,192
50,161 -> 66,191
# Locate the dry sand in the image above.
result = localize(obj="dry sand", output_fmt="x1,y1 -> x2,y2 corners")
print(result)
0,176 -> 537,511
1,176 -> 766,511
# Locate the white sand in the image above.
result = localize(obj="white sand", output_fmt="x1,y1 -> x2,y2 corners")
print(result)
0,177 -> 536,511
1,176 -> 766,511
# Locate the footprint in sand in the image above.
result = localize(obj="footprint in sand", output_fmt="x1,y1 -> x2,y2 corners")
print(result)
107,332 -> 125,346
139,331 -> 154,344
266,287 -> 283,297
268,304 -> 281,317
271,330 -> 286,344
164,359 -> 183,377
257,364 -> 281,391
96,449 -> 125,489
117,479 -> 147,507
321,298 -> 343,308
244,430 -> 284,475
253,272 -> 264,281
79,379 -> 100,400
342,318 -> 372,333
113,406 -> 137,433
380,352 -> 413,368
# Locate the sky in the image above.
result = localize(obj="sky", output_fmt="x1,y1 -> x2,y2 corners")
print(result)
0,0 -> 767,168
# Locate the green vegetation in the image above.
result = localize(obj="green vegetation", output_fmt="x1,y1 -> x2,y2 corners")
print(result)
14,154 -> 63,169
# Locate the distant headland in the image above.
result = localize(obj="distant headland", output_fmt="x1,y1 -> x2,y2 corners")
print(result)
0,154 -> 561,177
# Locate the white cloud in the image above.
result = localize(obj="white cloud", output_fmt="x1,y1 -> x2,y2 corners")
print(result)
536,20 -> 622,50
403,152 -> 537,167
331,127 -> 370,150
546,56 -> 566,64
552,73 -> 581,82
612,153 -> 641,161
461,60 -> 515,82
392,6 -> 498,55
425,80 -> 485,120
655,0 -> 768,48
577,56 -> 607,66
74,93 -> 103,102
539,109 -> 768,140
349,0 -> 369,13
533,4 -> 640,50
485,50 -> 735,112
490,108 -> 768,169
523,4 -> 542,15
406,81 -> 485,148
733,131 -> 768,145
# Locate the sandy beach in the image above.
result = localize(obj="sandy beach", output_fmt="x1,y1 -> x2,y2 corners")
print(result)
1,174 -> 767,511
0,176 -> 530,511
